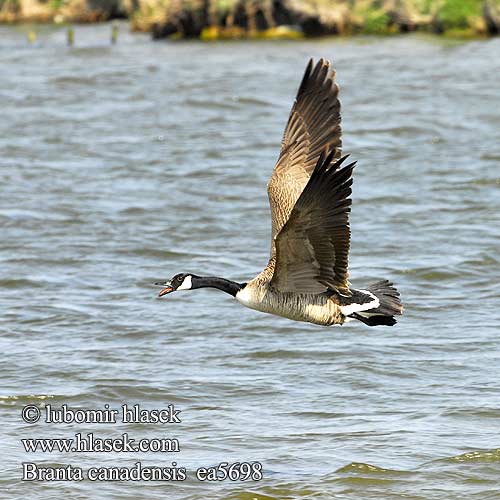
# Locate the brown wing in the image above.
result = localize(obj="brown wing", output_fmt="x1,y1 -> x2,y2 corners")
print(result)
267,58 -> 342,242
270,152 -> 355,294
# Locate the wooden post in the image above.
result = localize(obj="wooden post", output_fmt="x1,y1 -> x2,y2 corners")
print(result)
67,26 -> 74,46
111,21 -> 119,44
27,30 -> 37,44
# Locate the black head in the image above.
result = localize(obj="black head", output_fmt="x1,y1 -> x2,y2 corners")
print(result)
155,273 -> 197,297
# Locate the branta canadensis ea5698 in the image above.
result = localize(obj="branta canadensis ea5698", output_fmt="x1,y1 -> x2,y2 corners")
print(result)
156,59 -> 403,327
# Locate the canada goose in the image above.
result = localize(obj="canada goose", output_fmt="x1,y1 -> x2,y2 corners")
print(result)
155,59 -> 403,327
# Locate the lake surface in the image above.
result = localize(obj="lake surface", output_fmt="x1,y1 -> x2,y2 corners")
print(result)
1,23 -> 500,500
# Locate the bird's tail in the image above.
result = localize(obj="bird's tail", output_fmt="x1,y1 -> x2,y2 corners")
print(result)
351,280 -> 403,327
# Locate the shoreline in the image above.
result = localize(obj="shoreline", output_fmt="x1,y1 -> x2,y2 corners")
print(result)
1,0 -> 499,40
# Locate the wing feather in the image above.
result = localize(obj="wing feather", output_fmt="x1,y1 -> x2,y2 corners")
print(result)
270,152 -> 355,294
267,58 -> 342,244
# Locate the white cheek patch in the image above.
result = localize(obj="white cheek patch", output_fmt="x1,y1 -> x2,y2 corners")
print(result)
177,275 -> 192,291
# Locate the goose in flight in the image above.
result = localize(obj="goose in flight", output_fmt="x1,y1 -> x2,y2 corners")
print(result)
156,59 -> 403,326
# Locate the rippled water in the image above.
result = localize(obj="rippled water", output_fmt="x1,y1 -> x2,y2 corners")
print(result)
1,23 -> 500,499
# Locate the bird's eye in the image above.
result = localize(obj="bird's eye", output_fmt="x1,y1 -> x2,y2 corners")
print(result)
176,276 -> 183,282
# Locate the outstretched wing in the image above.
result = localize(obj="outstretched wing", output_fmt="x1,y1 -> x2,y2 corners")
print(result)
270,152 -> 355,294
267,58 -> 342,242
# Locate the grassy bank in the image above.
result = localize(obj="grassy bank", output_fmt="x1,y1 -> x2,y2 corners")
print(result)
0,0 -> 126,23
1,0 -> 500,39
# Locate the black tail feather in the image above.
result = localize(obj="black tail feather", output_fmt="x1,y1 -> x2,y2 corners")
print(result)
366,280 -> 403,316
351,312 -> 397,326
350,280 -> 403,327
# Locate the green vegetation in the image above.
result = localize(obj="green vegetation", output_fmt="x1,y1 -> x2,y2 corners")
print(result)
49,0 -> 64,10
351,2 -> 392,34
436,0 -> 482,31
363,11 -> 390,34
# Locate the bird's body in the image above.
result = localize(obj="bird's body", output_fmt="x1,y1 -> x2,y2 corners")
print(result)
156,58 -> 403,327
236,285 -> 345,326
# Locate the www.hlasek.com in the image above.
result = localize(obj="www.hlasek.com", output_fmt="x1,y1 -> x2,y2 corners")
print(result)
20,403 -> 263,482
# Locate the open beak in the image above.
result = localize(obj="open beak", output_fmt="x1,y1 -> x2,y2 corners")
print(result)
155,280 -> 173,297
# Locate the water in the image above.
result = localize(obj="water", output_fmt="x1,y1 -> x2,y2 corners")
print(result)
1,23 -> 500,499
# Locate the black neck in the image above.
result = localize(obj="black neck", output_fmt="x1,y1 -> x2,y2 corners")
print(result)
192,276 -> 245,297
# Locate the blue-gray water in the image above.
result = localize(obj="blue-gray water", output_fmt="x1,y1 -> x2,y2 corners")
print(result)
1,23 -> 500,499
